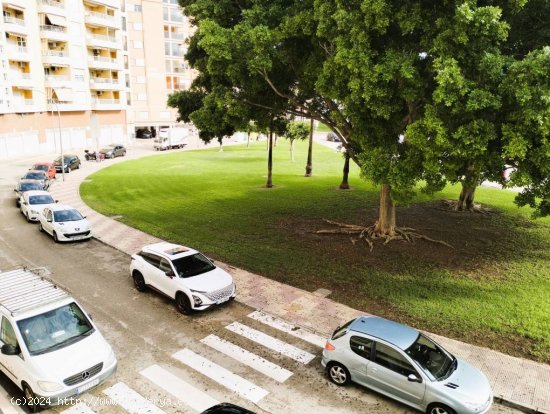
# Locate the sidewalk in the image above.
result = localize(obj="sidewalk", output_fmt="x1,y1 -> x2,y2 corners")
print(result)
48,140 -> 549,414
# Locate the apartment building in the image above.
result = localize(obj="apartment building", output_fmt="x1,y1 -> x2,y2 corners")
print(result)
0,0 -> 128,159
125,0 -> 195,138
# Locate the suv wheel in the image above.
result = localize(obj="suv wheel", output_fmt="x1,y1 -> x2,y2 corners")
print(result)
175,292 -> 192,315
133,271 -> 147,292
327,362 -> 350,386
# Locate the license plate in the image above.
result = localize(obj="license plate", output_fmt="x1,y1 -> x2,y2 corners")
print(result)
77,378 -> 99,394
216,297 -> 229,305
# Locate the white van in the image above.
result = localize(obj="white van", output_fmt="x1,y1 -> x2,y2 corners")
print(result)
154,127 -> 189,150
0,268 -> 117,411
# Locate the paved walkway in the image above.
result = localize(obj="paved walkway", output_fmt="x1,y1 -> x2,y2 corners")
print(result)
46,139 -> 549,414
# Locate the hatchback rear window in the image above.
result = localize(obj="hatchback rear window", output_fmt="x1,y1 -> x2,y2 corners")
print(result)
332,319 -> 354,340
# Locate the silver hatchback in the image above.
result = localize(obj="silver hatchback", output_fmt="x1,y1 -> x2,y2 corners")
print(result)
321,316 -> 493,414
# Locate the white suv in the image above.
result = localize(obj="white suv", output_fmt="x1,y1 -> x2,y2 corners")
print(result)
130,242 -> 236,314
0,268 -> 117,412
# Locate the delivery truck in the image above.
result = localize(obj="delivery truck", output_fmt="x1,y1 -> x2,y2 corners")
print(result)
154,127 -> 189,150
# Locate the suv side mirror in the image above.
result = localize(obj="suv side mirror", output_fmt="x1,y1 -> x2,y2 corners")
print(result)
1,344 -> 19,356
407,374 -> 422,383
165,270 -> 175,278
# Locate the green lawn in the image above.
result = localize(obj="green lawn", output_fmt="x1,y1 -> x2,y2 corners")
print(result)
81,141 -> 550,362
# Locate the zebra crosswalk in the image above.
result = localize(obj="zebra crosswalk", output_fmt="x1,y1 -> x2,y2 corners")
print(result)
55,311 -> 326,414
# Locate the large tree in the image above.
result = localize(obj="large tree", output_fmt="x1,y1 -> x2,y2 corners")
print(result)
174,0 -> 549,245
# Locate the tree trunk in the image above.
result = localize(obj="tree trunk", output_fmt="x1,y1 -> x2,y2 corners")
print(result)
339,153 -> 350,189
266,129 -> 273,188
374,184 -> 396,236
290,140 -> 294,161
247,131 -> 250,148
305,118 -> 313,177
457,183 -> 477,211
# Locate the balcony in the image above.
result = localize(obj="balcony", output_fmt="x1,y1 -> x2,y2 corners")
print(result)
86,33 -> 120,49
91,97 -> 121,110
13,98 -> 35,112
85,11 -> 120,29
3,16 -> 28,36
37,0 -> 66,15
85,0 -> 119,8
89,77 -> 122,90
41,50 -> 70,66
44,74 -> 71,87
88,55 -> 121,70
6,45 -> 30,61
40,25 -> 68,42
9,72 -> 33,88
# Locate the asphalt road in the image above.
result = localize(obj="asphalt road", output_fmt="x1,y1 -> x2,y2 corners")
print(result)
0,148 -> 521,414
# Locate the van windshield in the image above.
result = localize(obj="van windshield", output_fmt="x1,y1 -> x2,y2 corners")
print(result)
17,302 -> 94,355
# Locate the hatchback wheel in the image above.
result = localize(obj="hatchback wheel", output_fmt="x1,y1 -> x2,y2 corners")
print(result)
427,404 -> 456,414
23,383 -> 39,413
38,223 -> 43,232
176,292 -> 192,315
53,231 -> 59,243
133,271 -> 147,292
25,212 -> 31,223
328,362 -> 350,386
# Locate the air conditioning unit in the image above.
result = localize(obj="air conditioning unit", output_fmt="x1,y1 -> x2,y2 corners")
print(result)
50,66 -> 57,72
93,49 -> 100,56
18,62 -> 25,68
50,42 -> 58,48
96,91 -> 103,96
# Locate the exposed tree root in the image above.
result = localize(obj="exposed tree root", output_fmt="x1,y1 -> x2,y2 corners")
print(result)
440,200 -> 492,214
316,219 -> 454,251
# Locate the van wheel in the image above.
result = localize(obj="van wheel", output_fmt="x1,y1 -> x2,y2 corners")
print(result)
427,404 -> 457,414
133,271 -> 147,292
327,362 -> 350,386
176,292 -> 192,315
23,383 -> 39,413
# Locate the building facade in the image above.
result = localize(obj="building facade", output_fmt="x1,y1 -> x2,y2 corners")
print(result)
0,0 -> 195,159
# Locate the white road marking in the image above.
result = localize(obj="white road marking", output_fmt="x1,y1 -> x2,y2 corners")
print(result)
140,364 -> 219,412
248,310 -> 327,348
60,402 -> 96,414
102,382 -> 167,414
201,334 -> 293,383
225,322 -> 315,364
172,348 -> 269,404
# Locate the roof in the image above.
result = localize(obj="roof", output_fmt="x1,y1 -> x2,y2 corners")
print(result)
0,268 -> 71,317
349,316 -> 419,350
142,242 -> 195,259
47,203 -> 76,212
17,179 -> 43,185
22,190 -> 51,198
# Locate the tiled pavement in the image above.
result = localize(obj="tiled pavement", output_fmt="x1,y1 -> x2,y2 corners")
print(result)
47,139 -> 549,414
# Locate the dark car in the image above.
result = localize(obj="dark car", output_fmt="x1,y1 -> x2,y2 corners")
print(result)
326,132 -> 341,142
21,170 -> 50,190
53,154 -> 81,173
201,403 -> 256,414
14,180 -> 44,206
136,129 -> 152,139
99,144 -> 126,159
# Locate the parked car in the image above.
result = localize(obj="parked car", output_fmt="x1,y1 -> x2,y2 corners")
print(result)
53,154 -> 81,173
130,242 -> 236,314
38,204 -> 92,242
20,190 -> 57,222
322,316 -> 493,414
136,129 -> 152,139
21,170 -> 50,190
0,268 -> 117,412
31,162 -> 56,180
201,403 -> 256,414
326,132 -> 341,142
14,180 -> 45,207
99,144 -> 126,159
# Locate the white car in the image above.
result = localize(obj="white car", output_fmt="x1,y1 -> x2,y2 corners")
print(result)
0,268 -> 117,411
20,191 -> 57,222
130,242 -> 236,314
38,204 -> 92,242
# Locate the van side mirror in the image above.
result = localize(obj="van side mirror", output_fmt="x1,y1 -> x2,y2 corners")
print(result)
1,344 -> 19,356
407,374 -> 422,383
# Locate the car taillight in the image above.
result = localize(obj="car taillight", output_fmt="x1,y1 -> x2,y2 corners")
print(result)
324,341 -> 335,351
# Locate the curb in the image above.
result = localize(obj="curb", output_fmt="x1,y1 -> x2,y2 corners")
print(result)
495,396 -> 549,414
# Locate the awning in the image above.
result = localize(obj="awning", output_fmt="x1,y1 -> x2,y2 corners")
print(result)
4,2 -> 25,11
46,13 -> 67,27
53,88 -> 73,102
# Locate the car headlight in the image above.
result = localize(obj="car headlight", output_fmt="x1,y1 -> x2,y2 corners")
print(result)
37,380 -> 64,392
192,295 -> 203,306
463,400 -> 486,412
105,348 -> 117,367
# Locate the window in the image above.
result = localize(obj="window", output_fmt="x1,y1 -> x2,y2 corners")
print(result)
139,252 -> 161,268
133,40 -> 143,49
133,4 -> 142,12
170,8 -> 183,22
133,22 -> 143,30
135,58 -> 144,67
137,93 -> 147,101
350,336 -> 373,360
1,317 -> 17,347
136,75 -> 145,84
159,258 -> 172,273
373,342 -> 417,377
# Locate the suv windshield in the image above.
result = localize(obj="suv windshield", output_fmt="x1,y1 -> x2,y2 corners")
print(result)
29,195 -> 54,205
17,302 -> 94,355
172,253 -> 216,278
405,334 -> 455,380
54,209 -> 83,222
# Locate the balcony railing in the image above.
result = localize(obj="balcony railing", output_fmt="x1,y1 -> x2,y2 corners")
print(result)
9,45 -> 28,54
39,0 -> 64,8
24,99 -> 34,105
87,11 -> 116,21
20,73 -> 32,79
4,16 -> 25,26
42,50 -> 67,57
92,98 -> 120,104
88,33 -> 117,42
45,75 -> 71,81
40,25 -> 66,33
91,77 -> 119,84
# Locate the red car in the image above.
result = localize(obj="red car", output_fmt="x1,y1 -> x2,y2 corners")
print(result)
31,162 -> 56,180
